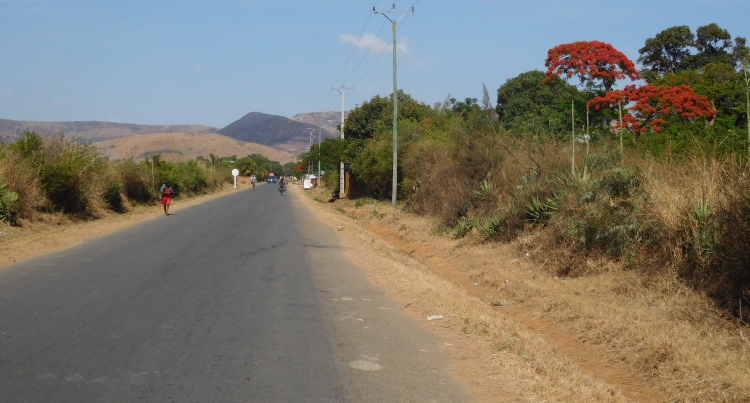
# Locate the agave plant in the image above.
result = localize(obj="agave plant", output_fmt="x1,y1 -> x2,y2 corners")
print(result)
474,179 -> 496,202
526,195 -> 559,224
453,217 -> 473,239
479,215 -> 505,240
0,183 -> 19,226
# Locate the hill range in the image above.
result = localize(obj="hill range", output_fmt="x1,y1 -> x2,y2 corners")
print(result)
0,118 -> 217,143
219,112 -> 339,156
95,132 -> 295,164
0,111 -> 345,161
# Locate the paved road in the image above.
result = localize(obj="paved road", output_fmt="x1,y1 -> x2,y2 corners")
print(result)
0,183 -> 472,402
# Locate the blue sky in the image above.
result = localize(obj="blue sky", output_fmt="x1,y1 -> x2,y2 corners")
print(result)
0,0 -> 748,128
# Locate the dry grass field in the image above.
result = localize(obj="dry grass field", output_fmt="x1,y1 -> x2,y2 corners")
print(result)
94,132 -> 295,163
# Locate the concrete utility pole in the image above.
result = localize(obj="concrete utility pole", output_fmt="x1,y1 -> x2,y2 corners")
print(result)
333,85 -> 352,197
306,128 -> 316,176
317,120 -> 322,188
375,3 -> 414,208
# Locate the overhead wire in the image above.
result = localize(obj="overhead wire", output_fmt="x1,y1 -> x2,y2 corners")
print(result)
341,18 -> 388,87
353,0 -> 417,87
316,1 -> 381,114
329,12 -> 374,88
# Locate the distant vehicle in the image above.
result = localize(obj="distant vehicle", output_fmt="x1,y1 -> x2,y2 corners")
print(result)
267,173 -> 276,183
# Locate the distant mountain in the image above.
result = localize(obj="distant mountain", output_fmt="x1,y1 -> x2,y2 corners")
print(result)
290,111 -> 348,135
95,132 -> 294,163
218,112 -> 338,156
0,111 -> 350,158
0,118 -> 218,143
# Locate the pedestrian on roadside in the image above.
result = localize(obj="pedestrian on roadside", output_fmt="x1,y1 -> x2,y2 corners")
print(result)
160,181 -> 173,215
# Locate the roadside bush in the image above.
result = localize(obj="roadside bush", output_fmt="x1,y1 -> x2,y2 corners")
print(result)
0,183 -> 19,225
116,159 -> 153,204
673,161 -> 750,322
539,148 -> 662,275
102,181 -> 125,213
39,135 -> 107,213
0,147 -> 42,221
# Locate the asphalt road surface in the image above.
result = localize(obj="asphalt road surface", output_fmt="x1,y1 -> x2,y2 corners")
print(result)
0,183 -> 473,402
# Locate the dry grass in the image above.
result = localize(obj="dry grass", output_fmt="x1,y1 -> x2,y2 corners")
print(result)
308,190 -> 750,402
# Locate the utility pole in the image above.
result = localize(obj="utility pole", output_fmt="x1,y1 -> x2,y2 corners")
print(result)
744,58 -> 750,160
333,85 -> 352,197
306,128 -> 316,177
375,3 -> 414,208
318,119 -> 322,188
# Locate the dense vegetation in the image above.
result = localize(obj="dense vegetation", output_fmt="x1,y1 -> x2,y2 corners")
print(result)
297,23 -> 750,322
0,130 -> 286,223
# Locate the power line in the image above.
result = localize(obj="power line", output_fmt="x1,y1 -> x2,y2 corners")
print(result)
329,12 -> 374,87
316,1 -> 381,113
352,38 -> 390,87
342,18 -> 388,86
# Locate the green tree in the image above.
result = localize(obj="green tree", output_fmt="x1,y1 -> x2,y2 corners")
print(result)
691,23 -> 735,69
343,91 -> 433,141
638,25 -> 695,81
638,24 -> 748,81
496,70 -> 582,136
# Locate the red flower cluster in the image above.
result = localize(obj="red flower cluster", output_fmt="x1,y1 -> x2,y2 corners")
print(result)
544,41 -> 640,89
587,84 -> 716,133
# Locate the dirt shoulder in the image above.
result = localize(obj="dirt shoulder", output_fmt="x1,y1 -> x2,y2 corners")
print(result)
294,185 -> 750,403
0,178 -> 256,268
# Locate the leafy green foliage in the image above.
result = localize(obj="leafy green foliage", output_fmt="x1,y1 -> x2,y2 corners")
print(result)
453,217 -> 473,239
526,195 -> 559,224
478,214 -> 506,240
37,135 -> 107,213
496,70 -> 582,137
0,183 -> 19,226
639,23 -> 747,81
564,166 -> 658,267
638,25 -> 696,79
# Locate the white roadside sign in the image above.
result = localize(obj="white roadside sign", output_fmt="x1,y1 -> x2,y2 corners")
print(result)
232,169 -> 239,189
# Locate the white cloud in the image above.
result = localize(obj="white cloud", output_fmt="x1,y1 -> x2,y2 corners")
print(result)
340,33 -> 414,62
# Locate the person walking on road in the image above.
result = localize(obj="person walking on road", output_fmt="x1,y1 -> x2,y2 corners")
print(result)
160,181 -> 173,215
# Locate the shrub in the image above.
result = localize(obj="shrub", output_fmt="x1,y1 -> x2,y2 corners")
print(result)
0,183 -> 19,226
102,181 -> 125,213
116,159 -> 153,204
41,139 -> 106,213
453,217 -> 473,239
478,214 -> 506,240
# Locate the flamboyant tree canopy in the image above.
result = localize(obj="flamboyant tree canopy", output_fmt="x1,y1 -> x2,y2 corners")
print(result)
587,84 -> 716,133
544,40 -> 640,91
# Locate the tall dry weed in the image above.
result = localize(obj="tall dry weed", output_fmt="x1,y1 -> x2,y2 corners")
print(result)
0,147 -> 43,221
646,157 -> 750,321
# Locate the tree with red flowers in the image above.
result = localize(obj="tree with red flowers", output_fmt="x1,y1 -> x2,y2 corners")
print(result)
588,84 -> 716,135
544,41 -> 641,92
544,41 -> 641,174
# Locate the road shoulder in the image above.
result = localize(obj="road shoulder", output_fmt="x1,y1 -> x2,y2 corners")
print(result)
290,186 -> 517,403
